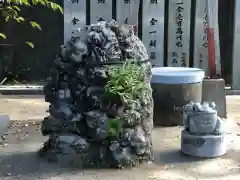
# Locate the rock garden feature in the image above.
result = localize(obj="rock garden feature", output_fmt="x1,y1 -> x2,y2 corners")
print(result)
39,20 -> 154,168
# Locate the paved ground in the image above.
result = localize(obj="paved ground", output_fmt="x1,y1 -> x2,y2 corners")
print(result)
0,95 -> 240,180
0,95 -> 48,121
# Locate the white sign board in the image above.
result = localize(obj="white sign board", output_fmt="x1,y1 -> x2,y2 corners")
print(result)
193,0 -> 221,76
206,0 -> 221,76
193,0 -> 208,73
167,0 -> 191,67
116,0 -> 139,34
142,0 -> 165,66
233,0 -> 240,89
90,0 -> 113,24
64,0 -> 86,42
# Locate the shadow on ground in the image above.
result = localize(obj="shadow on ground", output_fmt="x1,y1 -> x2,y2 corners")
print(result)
0,151 -> 166,179
155,149 -> 205,165
153,148 -> 240,179
1,124 -> 240,179
0,151 -> 84,178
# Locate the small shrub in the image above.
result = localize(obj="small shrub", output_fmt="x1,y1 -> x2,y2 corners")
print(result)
105,59 -> 150,104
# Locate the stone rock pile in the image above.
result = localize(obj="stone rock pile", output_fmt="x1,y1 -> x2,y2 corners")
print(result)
39,20 -> 154,168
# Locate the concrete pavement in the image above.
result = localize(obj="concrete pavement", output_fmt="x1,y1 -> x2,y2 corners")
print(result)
0,95 -> 239,122
0,95 -> 240,179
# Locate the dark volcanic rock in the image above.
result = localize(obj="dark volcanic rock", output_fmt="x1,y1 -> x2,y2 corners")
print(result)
40,20 -> 153,168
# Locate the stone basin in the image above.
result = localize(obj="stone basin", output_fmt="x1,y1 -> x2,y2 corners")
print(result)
151,67 -> 205,126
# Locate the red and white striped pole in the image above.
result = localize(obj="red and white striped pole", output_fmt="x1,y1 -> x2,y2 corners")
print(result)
206,0 -> 221,78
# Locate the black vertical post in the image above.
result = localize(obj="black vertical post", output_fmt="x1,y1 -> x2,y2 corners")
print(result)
163,0 -> 169,67
138,0 -> 143,40
86,0 -> 90,25
189,0 -> 196,67
112,0 -> 116,20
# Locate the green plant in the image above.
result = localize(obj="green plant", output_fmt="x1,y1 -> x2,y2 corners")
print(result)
0,0 -> 63,47
107,118 -> 123,139
105,59 -> 150,104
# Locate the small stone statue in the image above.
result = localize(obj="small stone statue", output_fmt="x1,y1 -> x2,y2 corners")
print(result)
183,101 -> 224,135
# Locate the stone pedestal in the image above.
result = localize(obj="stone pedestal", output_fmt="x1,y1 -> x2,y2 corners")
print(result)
181,130 -> 227,157
202,78 -> 226,118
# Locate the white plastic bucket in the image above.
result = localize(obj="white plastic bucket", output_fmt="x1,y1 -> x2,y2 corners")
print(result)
151,67 -> 205,84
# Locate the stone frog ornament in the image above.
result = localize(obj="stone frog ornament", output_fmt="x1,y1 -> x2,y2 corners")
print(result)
183,101 -> 224,135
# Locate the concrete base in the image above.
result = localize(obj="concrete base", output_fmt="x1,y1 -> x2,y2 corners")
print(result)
202,78 -> 226,118
0,115 -> 11,140
181,130 -> 227,158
